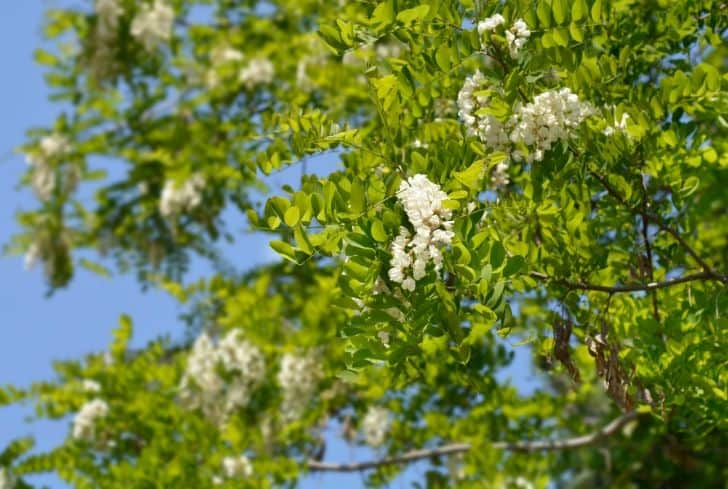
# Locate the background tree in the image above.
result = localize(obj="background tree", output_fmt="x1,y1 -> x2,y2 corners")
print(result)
2,0 -> 727,487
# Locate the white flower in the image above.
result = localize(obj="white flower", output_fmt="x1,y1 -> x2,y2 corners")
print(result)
377,330 -> 390,346
72,399 -> 109,441
96,0 -> 123,33
159,173 -> 205,218
0,468 -> 17,489
277,353 -> 319,421
24,242 -> 41,270
222,455 -> 253,478
239,58 -> 274,89
458,77 -> 593,164
179,331 -> 265,423
82,380 -> 101,393
40,134 -> 70,157
388,175 -> 454,291
477,14 -> 505,34
491,161 -> 510,189
506,19 -> 530,57
362,406 -> 390,447
131,0 -> 174,52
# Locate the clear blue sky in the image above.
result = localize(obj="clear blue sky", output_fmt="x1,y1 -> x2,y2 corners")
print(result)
0,3 -> 537,487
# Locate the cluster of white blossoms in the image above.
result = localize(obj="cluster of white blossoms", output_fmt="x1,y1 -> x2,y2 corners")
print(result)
361,406 -> 391,447
458,73 -> 593,164
130,0 -> 174,52
508,87 -> 594,162
82,379 -> 101,393
0,468 -> 16,489
205,45 -> 244,89
491,161 -> 510,188
477,14 -> 530,58
212,455 -> 253,484
277,353 -> 319,421
25,134 -> 72,202
159,174 -> 205,218
388,174 -> 454,292
239,58 -> 275,89
90,0 -> 124,79
72,399 -> 109,441
180,331 -> 266,422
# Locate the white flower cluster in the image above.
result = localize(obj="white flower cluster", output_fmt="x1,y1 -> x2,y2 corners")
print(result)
491,161 -> 510,189
388,174 -> 454,292
90,0 -> 124,79
131,0 -> 174,52
180,331 -> 266,422
458,74 -> 593,164
72,399 -> 109,441
82,379 -> 101,393
0,468 -> 16,489
277,353 -> 319,421
26,134 -> 72,202
478,15 -> 530,58
213,455 -> 253,484
509,87 -> 594,162
239,58 -> 275,89
361,406 -> 390,447
205,45 -> 244,89
159,174 -> 205,218
502,476 -> 535,489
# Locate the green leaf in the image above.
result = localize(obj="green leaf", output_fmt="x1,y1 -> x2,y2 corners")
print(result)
552,0 -> 569,24
571,0 -> 588,20
370,0 -> 395,31
591,0 -> 603,22
490,241 -> 506,269
270,240 -> 298,263
284,206 -> 300,227
396,5 -> 430,26
537,0 -> 552,28
371,219 -> 388,243
435,44 -> 453,72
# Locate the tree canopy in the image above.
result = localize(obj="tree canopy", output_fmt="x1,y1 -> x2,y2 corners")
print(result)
3,0 -> 727,487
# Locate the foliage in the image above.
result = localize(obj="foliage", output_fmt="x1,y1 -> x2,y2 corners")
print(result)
4,0 -> 727,487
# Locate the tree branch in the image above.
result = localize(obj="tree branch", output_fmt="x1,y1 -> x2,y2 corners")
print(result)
529,271 -> 724,293
307,411 -> 641,472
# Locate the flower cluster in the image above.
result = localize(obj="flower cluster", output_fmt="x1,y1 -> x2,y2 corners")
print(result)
90,0 -> 124,79
159,174 -> 205,218
491,161 -> 510,189
361,406 -> 391,447
458,75 -> 593,165
509,87 -> 594,162
130,0 -> 174,52
72,399 -> 109,441
239,58 -> 275,89
82,379 -> 101,393
0,468 -> 16,489
25,134 -> 72,202
206,45 -> 244,89
388,174 -> 454,292
212,455 -> 253,484
478,15 -> 530,58
180,331 -> 266,423
277,353 -> 319,421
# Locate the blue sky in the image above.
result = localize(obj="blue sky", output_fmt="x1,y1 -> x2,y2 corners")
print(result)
0,3 -> 538,487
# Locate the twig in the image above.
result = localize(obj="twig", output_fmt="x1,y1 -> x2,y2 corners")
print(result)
307,411 -> 641,472
529,271 -> 724,293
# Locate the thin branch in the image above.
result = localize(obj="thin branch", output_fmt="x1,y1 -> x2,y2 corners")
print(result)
307,412 -> 641,472
589,168 -> 727,283
529,271 -> 725,293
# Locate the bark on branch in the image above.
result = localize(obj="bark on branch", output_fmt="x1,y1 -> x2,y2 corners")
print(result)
307,411 -> 641,472
529,271 -> 726,293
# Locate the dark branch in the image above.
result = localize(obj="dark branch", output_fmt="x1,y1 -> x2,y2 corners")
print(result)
529,271 -> 725,293
307,412 -> 641,472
